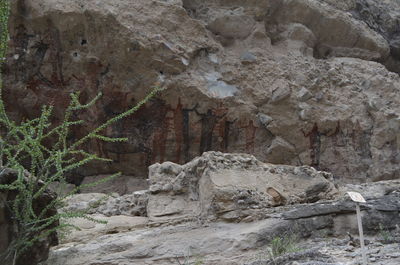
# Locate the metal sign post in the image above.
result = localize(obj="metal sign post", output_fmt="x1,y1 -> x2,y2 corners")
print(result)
347,191 -> 367,265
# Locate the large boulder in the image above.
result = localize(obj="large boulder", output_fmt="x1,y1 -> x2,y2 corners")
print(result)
147,151 -> 338,221
265,0 -> 390,60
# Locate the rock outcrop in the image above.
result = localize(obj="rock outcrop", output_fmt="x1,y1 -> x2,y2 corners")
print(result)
147,152 -> 337,222
4,0 -> 400,186
40,152 -> 400,265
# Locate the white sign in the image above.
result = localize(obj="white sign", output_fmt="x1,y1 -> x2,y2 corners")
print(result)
347,191 -> 366,203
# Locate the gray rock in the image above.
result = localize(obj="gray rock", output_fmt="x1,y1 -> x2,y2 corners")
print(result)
241,51 -> 257,64
297,87 -> 313,102
257,113 -> 273,127
97,190 -> 149,217
271,85 -> 291,103
147,152 -> 338,221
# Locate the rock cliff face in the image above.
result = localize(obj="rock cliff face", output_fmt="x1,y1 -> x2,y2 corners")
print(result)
4,0 -> 400,186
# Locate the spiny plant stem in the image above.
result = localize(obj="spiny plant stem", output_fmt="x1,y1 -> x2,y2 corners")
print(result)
0,0 -> 161,263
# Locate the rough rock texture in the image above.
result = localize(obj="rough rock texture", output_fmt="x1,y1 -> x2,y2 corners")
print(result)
147,152 -> 338,222
0,168 -> 58,265
5,0 -> 400,185
38,153 -> 400,265
63,190 -> 149,217
79,175 -> 149,195
323,0 -> 400,73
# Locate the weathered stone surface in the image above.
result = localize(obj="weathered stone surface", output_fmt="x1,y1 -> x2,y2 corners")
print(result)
147,152 -> 338,221
41,168 -> 400,265
80,175 -> 148,195
62,215 -> 148,244
4,0 -> 400,186
266,0 -> 389,60
97,190 -> 149,217
62,193 -> 110,213
346,0 -> 400,72
62,190 -> 149,217
283,192 -> 400,234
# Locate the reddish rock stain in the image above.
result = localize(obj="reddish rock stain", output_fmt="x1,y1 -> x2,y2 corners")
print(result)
173,99 -> 184,163
244,120 -> 257,154
151,105 -> 174,163
217,118 -> 228,151
302,123 -> 321,168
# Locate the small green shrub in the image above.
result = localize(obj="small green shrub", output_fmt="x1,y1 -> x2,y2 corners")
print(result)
175,248 -> 204,265
378,223 -> 393,243
0,85 -> 160,264
267,234 -> 301,260
175,257 -> 204,265
248,233 -> 301,265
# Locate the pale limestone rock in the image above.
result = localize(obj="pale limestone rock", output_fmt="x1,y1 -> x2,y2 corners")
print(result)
147,152 -> 338,221
62,215 -> 148,244
97,190 -> 149,217
62,191 -> 149,217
